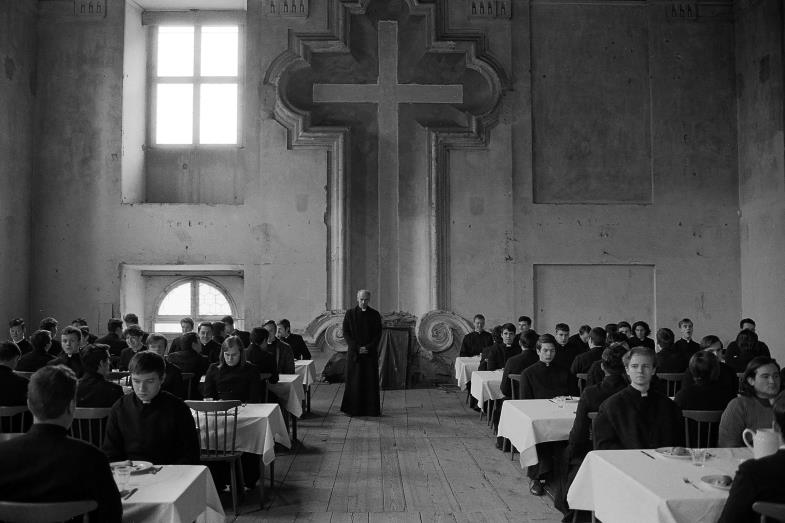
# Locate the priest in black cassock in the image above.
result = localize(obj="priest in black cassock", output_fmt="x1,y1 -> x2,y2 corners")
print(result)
340,289 -> 383,417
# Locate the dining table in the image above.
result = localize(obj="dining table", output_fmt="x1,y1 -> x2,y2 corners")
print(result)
469,370 -> 504,413
567,447 -> 751,523
294,359 -> 317,412
454,356 -> 481,391
496,398 -> 579,467
268,373 -> 306,441
119,464 -> 224,523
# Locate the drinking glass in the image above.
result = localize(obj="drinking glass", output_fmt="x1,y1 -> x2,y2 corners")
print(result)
556,396 -> 566,409
114,465 -> 132,491
690,448 -> 708,467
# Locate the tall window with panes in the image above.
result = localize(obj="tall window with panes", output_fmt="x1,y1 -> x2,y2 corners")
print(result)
152,24 -> 240,145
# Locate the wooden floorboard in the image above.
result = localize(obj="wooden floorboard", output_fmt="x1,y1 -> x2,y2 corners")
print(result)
233,383 -> 561,523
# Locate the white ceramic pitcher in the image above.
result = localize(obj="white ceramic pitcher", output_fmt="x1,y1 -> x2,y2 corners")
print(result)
742,428 -> 780,459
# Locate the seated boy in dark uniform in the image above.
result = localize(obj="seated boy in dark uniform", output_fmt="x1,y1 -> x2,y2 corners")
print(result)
0,366 -> 122,521
103,351 -> 199,465
76,344 -> 124,407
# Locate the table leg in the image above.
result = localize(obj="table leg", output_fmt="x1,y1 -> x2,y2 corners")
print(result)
306,384 -> 311,413
291,413 -> 298,443
258,455 -> 265,509
270,460 -> 275,489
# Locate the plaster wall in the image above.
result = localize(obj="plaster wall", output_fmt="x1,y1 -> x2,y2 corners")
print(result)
0,1 -> 36,326
29,0 -> 328,335
28,0 -> 743,355
452,1 -> 741,339
735,0 -> 785,361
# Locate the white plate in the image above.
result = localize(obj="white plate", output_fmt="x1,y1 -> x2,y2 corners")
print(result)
111,460 -> 154,473
655,447 -> 691,459
701,475 -> 732,490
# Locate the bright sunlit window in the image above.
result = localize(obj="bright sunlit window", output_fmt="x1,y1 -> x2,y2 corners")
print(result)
153,278 -> 236,333
153,24 -> 240,145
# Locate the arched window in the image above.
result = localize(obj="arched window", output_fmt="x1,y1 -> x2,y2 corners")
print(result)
153,278 -> 236,333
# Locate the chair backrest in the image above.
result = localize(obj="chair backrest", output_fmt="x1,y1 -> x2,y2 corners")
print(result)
682,410 -> 723,448
753,501 -> 785,523
656,373 -> 685,397
186,400 -> 241,456
508,374 -> 522,400
576,373 -> 588,394
0,406 -> 30,433
0,433 -> 24,443
70,408 -> 112,448
181,372 -> 194,400
12,371 -> 34,380
0,499 -> 97,523
587,411 -> 598,441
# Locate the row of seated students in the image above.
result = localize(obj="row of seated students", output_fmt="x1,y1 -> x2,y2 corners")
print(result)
0,314 -> 316,516
4,313 -> 313,404
0,339 -> 301,521
461,315 -> 784,523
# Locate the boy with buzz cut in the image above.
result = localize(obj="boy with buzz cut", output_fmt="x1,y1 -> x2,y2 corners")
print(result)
674,318 -> 700,358
47,325 -> 84,378
8,318 -> 32,355
553,323 -> 585,371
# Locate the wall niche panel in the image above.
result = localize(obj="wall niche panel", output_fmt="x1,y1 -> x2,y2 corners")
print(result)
533,264 -> 655,332
531,2 -> 652,204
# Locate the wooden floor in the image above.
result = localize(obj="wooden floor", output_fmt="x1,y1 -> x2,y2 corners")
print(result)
229,383 -> 562,523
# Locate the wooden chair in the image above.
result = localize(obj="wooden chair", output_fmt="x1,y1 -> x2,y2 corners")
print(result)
0,500 -> 97,522
753,501 -> 785,523
0,433 -> 24,443
0,406 -> 30,433
181,372 -> 195,400
656,373 -> 685,397
187,400 -> 245,515
587,411 -> 598,441
486,399 -> 495,427
508,374 -> 522,400
576,373 -> 588,395
70,408 -> 112,448
682,410 -> 723,448
12,371 -> 33,380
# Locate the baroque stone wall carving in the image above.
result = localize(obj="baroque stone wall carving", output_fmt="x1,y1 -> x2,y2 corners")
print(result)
304,310 -> 347,352
416,309 -> 472,354
265,0 -> 509,313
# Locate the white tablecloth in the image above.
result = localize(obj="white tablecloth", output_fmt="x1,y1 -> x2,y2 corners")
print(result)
470,370 -> 504,411
295,359 -> 317,386
496,399 -> 578,467
567,448 -> 751,523
122,465 -> 224,523
192,403 -> 290,466
455,356 -> 481,390
268,373 -> 306,418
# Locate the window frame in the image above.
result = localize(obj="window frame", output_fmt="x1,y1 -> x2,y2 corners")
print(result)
152,276 -> 238,333
143,10 -> 245,149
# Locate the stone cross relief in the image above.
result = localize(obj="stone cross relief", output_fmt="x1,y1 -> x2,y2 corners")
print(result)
268,0 -> 505,323
312,21 -> 464,314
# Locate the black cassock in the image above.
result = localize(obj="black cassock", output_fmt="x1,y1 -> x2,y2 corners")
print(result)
340,305 -> 383,416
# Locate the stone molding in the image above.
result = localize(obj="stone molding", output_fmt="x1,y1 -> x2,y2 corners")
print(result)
265,0 -> 509,311
415,309 -> 473,354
